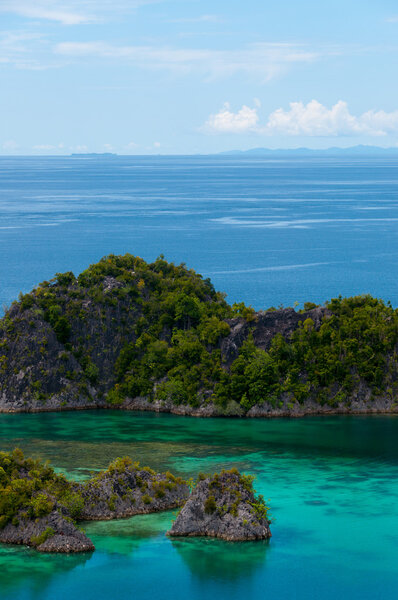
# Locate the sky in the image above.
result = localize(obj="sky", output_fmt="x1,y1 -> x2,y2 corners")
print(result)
1,0 -> 398,154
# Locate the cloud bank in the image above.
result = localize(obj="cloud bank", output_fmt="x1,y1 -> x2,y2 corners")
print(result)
0,1 -> 92,25
205,100 -> 398,136
204,102 -> 259,133
54,41 -> 317,80
0,0 -> 160,25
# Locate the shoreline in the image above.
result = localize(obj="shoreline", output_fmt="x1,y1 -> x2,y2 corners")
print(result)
1,397 -> 398,418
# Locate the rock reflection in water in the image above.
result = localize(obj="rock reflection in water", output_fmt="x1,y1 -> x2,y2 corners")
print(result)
171,537 -> 270,581
0,543 -> 92,598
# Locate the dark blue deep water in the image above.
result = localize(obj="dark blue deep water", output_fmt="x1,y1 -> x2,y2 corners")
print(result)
1,155 -> 398,310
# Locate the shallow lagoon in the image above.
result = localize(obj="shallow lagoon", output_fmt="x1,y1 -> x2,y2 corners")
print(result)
1,410 -> 398,599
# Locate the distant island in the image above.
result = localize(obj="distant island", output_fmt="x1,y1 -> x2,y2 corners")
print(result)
70,153 -> 118,157
65,146 -> 398,158
218,145 -> 398,157
1,253 -> 398,417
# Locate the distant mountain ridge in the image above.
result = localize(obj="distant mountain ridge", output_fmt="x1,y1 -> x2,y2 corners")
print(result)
218,145 -> 398,157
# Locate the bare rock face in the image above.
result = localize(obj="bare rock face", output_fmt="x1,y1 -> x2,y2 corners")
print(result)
0,510 -> 94,553
78,457 -> 190,520
168,469 -> 271,541
221,307 -> 329,365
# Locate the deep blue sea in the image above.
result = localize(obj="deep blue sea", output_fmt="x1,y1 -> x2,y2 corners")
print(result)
1,155 -> 398,311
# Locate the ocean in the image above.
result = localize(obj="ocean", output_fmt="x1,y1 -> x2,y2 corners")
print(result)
1,155 -> 398,311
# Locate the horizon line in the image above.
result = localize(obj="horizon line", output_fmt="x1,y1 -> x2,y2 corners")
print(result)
2,144 -> 398,158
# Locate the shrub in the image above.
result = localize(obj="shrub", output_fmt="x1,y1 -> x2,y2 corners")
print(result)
61,492 -> 85,519
30,527 -> 55,547
204,495 -> 217,514
53,317 -> 71,344
29,494 -> 54,518
55,272 -> 75,287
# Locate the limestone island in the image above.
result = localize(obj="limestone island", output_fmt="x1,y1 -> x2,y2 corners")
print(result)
168,469 -> 271,541
0,449 -> 189,553
1,253 -> 398,417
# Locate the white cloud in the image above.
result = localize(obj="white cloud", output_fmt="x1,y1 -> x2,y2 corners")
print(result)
153,141 -> 161,148
205,102 -> 259,133
0,30 -> 60,69
32,143 -> 64,150
204,100 -> 398,137
54,41 -> 318,81
0,1 -> 92,25
0,31 -> 41,53
168,15 -> 221,24
2,140 -> 18,150
0,1 -> 162,25
265,100 -> 398,136
33,144 -> 57,150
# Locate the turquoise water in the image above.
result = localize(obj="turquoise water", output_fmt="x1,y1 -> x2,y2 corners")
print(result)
1,410 -> 398,599
2,155 -> 398,311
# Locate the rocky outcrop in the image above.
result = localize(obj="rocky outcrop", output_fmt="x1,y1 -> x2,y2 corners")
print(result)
221,306 -> 329,365
0,450 -> 189,553
0,510 -> 94,553
1,254 -> 397,418
78,458 -> 189,520
168,469 -> 271,541
0,253 -> 331,416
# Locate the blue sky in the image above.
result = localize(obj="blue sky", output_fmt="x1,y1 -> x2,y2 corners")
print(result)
1,0 -> 398,154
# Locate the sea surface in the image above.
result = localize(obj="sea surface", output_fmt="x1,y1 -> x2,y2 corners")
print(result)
1,411 -> 398,600
1,155 -> 398,310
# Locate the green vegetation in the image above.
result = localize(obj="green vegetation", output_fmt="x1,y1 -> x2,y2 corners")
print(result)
0,449 -> 188,536
200,468 -> 271,523
2,254 -> 398,414
91,456 -> 185,487
30,527 -> 55,547
104,255 -> 233,406
214,295 -> 398,411
204,495 -> 217,514
1,254 -> 237,408
0,448 -> 81,529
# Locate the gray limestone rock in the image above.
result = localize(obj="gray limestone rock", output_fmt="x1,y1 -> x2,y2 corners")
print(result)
168,469 -> 271,541
0,510 -> 94,553
78,457 -> 190,520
